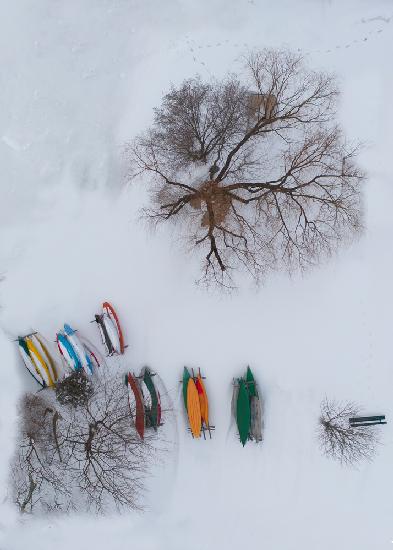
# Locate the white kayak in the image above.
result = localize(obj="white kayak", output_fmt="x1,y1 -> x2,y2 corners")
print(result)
102,313 -> 121,355
18,338 -> 45,386
24,335 -> 53,386
63,324 -> 93,375
33,333 -> 59,383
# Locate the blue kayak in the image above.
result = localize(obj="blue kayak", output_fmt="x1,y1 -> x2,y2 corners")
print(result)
57,332 -> 82,371
63,323 -> 93,374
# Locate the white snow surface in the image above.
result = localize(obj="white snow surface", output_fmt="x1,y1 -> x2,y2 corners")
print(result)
1,0 -> 393,548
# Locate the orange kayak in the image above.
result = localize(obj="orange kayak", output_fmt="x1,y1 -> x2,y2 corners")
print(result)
195,374 -> 209,427
187,378 -> 201,438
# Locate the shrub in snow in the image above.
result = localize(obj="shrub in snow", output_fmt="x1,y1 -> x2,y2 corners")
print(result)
127,48 -> 364,287
55,369 -> 93,408
318,397 -> 380,466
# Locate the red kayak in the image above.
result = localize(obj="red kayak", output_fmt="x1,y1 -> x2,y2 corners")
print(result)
127,373 -> 145,439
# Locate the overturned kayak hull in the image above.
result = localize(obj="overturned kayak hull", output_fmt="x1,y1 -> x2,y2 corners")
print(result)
250,395 -> 263,442
236,379 -> 251,446
127,373 -> 145,439
95,314 -> 114,355
57,332 -> 81,372
18,338 -> 45,387
187,378 -> 201,438
26,336 -> 54,387
195,374 -> 209,427
141,367 -> 161,428
182,367 -> 191,411
34,334 -> 60,383
63,324 -> 93,375
246,366 -> 257,397
79,336 -> 105,370
103,302 -> 125,354
18,332 -> 61,387
234,367 -> 263,445
102,314 -> 121,355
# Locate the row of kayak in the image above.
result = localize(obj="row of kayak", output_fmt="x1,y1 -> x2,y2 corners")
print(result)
232,367 -> 263,446
126,367 -> 162,440
182,367 -> 213,439
181,365 -> 263,445
18,332 -> 59,388
17,302 -> 124,387
16,301 -> 263,446
126,365 -> 263,445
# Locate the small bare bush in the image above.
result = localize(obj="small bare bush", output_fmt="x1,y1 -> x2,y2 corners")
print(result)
318,398 -> 380,466
55,369 -> 93,407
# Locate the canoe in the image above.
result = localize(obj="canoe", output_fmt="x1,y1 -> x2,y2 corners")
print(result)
102,314 -> 121,355
127,373 -> 145,439
26,337 -> 53,386
139,378 -> 152,427
250,395 -> 263,442
182,367 -> 191,410
63,324 -> 93,375
187,378 -> 201,438
57,332 -> 81,371
246,366 -> 257,397
231,382 -> 239,420
156,390 -> 162,427
79,335 -> 104,370
195,374 -> 209,426
95,314 -> 115,355
18,337 -> 45,386
103,302 -> 125,354
236,378 -> 251,446
26,336 -> 54,387
34,334 -> 59,383
141,367 -> 160,428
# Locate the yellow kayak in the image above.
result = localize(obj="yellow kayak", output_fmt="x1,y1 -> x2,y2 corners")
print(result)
35,334 -> 58,382
26,336 -> 54,387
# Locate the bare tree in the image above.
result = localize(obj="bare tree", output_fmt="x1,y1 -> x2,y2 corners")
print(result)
11,393 -> 71,513
127,49 -> 364,286
318,398 -> 379,465
62,372 -> 156,513
11,372 -> 159,514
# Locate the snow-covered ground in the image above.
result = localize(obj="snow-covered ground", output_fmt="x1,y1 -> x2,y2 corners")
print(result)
1,0 -> 393,548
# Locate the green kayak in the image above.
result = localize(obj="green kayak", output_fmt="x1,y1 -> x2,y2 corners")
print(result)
182,367 -> 191,411
246,366 -> 257,397
18,337 -> 30,356
143,367 -> 159,428
236,378 -> 251,446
